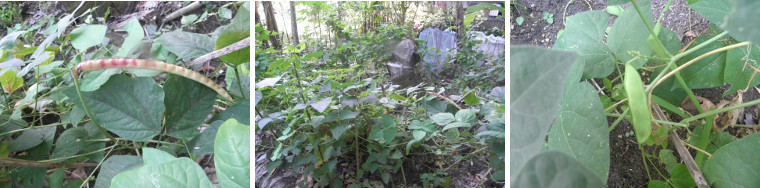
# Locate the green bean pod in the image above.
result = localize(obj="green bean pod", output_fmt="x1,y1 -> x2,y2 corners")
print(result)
624,63 -> 652,144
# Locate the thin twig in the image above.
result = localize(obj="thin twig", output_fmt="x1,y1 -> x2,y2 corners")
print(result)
0,158 -> 98,168
648,42 -> 751,108
187,37 -> 251,67
426,91 -> 462,109
605,98 -> 628,112
162,1 -> 202,23
682,141 -> 712,157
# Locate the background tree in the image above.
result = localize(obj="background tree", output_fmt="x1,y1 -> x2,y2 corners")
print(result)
262,1 -> 281,50
290,1 -> 299,46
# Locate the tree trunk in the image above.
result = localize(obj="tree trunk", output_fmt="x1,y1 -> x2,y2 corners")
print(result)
262,1 -> 281,51
254,2 -> 268,49
456,1 -> 464,39
290,1 -> 299,46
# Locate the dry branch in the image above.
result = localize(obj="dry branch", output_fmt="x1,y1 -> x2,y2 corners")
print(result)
187,37 -> 251,67
162,1 -> 202,23
651,104 -> 709,188
0,157 -> 98,168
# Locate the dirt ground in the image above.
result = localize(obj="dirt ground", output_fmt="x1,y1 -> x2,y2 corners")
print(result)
508,0 -> 760,187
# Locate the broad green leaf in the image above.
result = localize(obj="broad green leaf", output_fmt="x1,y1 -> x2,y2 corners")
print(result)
156,31 -> 214,61
625,63 -> 652,144
116,18 -> 144,58
69,25 -> 106,50
310,98 -> 332,113
9,167 -> 46,188
671,164 -> 697,188
11,83 -> 48,120
7,126 -> 45,151
216,4 -> 250,65
49,168 -> 65,188
389,93 -> 406,101
65,179 -> 85,188
303,51 -> 323,60
50,127 -> 88,162
722,0 -> 760,45
412,130 -> 426,142
181,14 -> 198,25
675,35 -> 726,89
110,148 -> 212,188
79,68 -> 121,92
648,180 -> 670,188
408,120 -> 423,130
724,45 -> 760,96
0,69 -> 22,93
340,110 -> 358,120
510,46 -> 576,180
657,26 -> 684,57
369,125 -> 383,142
382,127 -> 397,144
547,80 -> 610,182
422,98 -> 449,115
226,67 -> 250,98
64,75 -> 164,142
512,151 -> 605,187
381,114 -> 395,128
606,5 -> 623,16
185,120 -> 223,156
607,0 -> 653,68
20,126 -> 55,158
659,149 -> 678,172
431,113 -> 455,125
82,122 -> 106,162
463,92 -> 480,106
489,86 -> 505,102
455,109 -> 476,123
0,115 -> 25,139
330,124 -> 348,140
209,99 -> 250,125
164,76 -> 216,140
0,31 -> 25,50
95,155 -> 143,188
553,11 -> 614,78
215,119 -> 250,188
704,133 -> 760,187
142,145 -> 177,166
256,76 -> 282,88
18,13 -> 73,77
607,0 -> 629,5
270,142 -> 283,161
442,122 -> 470,131
689,0 -> 730,25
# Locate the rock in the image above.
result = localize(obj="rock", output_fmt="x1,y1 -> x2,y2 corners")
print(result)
386,39 -> 422,88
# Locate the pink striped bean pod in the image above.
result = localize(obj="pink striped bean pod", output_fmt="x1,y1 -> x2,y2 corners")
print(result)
76,58 -> 233,101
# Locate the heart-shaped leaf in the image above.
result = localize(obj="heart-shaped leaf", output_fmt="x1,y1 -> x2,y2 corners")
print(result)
214,119 -> 250,188
164,76 -> 216,140
64,75 -> 164,142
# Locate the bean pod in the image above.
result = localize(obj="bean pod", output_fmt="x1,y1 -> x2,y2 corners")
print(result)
624,63 -> 652,144
76,58 -> 233,101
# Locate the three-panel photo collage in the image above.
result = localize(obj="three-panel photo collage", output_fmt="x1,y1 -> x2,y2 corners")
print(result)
0,1 -> 509,187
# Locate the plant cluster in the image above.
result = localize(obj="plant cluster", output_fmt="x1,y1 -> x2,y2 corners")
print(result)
513,0 -> 760,187
256,23 -> 504,188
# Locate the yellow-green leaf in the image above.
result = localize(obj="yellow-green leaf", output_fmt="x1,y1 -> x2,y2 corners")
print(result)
0,69 -> 23,93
